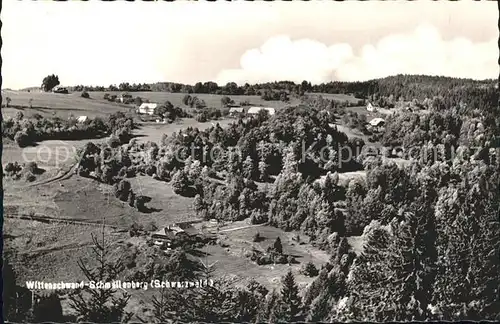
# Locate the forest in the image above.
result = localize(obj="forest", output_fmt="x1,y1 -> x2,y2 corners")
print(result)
5,74 -> 499,323
72,79 -> 500,321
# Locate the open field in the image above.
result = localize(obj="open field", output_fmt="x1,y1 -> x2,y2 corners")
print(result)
89,91 -> 301,109
128,175 -> 197,225
208,221 -> 330,289
135,118 -> 234,143
306,92 -> 363,104
2,90 -> 132,119
4,172 -> 197,228
4,218 -> 126,283
2,138 -> 104,172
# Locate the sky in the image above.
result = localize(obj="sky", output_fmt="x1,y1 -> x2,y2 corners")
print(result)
1,1 -> 498,89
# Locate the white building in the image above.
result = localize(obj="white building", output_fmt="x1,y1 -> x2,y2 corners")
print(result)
247,106 -> 275,116
77,116 -> 88,123
137,103 -> 158,115
367,117 -> 385,132
366,102 -> 378,112
229,107 -> 244,116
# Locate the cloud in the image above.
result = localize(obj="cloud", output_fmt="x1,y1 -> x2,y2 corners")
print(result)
215,23 -> 497,85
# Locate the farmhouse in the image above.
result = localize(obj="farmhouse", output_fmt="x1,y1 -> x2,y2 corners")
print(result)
151,222 -> 200,247
52,86 -> 68,94
77,116 -> 88,123
247,106 -> 275,116
229,107 -> 244,116
366,102 -> 378,112
367,117 -> 385,132
137,103 -> 158,115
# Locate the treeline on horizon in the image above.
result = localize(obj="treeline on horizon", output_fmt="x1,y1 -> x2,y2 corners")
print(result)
64,74 -> 496,99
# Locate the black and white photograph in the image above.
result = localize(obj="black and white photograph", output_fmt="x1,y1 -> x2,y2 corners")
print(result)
1,1 -> 499,322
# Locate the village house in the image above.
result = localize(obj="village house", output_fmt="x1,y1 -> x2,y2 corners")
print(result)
137,103 -> 158,115
151,222 -> 200,247
247,106 -> 276,116
52,86 -> 68,94
229,107 -> 244,117
367,117 -> 385,132
77,116 -> 88,123
366,102 -> 379,112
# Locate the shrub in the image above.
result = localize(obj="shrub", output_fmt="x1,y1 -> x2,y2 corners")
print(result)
24,171 -> 36,182
145,221 -> 158,232
257,255 -> 271,265
129,222 -> 143,237
81,91 -> 90,99
301,262 -> 319,277
103,93 -> 110,100
4,162 -> 22,174
107,135 -> 121,148
114,179 -> 132,202
127,191 -> 136,207
24,161 -> 38,174
274,254 -> 288,264
14,131 -> 30,147
194,113 -> 207,123
171,170 -> 190,195
135,195 -> 149,212
126,166 -> 137,178
32,113 -> 43,120
253,232 -> 263,242
145,164 -> 156,176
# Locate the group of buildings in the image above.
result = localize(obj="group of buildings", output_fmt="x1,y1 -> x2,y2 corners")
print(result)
228,106 -> 275,117
134,101 -> 277,118
150,220 -> 217,248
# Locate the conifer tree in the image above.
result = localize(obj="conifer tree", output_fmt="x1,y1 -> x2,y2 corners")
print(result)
68,228 -> 132,323
273,237 -> 283,254
280,270 -> 302,321
306,291 -> 331,322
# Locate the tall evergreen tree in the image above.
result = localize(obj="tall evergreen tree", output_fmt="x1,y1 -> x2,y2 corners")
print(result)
280,270 -> 302,321
68,229 -> 132,323
273,237 -> 283,254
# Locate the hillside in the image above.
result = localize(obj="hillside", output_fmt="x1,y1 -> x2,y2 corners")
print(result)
1,90 -> 132,119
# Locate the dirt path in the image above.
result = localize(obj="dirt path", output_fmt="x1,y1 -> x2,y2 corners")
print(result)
22,242 -> 96,255
218,223 -> 267,233
4,213 -> 125,230
26,163 -> 79,188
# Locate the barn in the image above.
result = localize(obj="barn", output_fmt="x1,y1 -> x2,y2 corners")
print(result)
137,103 -> 158,115
367,117 -> 385,132
229,107 -> 244,117
247,107 -> 275,116
77,116 -> 88,123
151,222 -> 200,247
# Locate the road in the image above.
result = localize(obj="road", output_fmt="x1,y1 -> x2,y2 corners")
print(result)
218,223 -> 267,233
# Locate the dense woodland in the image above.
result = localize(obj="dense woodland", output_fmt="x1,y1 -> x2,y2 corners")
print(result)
5,74 -> 500,322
